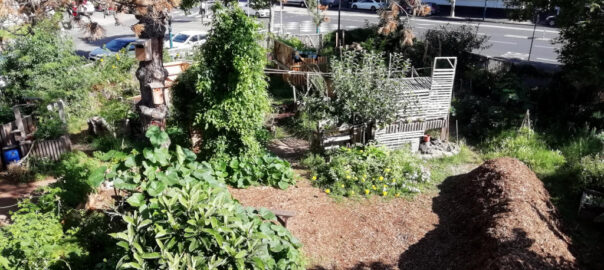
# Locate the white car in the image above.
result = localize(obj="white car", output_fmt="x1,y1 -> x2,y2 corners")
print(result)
164,31 -> 208,49
238,1 -> 270,17
351,0 -> 387,11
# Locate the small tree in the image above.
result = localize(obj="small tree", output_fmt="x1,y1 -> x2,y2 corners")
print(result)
304,51 -> 410,130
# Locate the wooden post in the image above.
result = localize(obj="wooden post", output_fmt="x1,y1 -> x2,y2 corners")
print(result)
57,100 -> 66,124
12,106 -> 26,140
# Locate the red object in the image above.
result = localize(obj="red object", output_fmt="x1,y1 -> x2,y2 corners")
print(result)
423,135 -> 431,142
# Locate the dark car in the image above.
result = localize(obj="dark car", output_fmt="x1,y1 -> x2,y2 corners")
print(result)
88,37 -> 137,60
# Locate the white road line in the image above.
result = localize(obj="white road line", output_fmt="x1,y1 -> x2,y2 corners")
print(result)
504,34 -> 529,39
478,32 -> 486,35
534,45 -> 555,49
416,26 -> 428,29
535,37 -> 551,41
416,23 -> 435,26
491,40 -> 517,45
536,57 -> 558,63
501,51 -> 528,60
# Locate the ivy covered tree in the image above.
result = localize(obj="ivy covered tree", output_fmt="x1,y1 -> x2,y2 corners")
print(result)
173,3 -> 270,160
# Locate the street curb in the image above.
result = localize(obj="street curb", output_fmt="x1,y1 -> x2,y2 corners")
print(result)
426,15 -> 536,27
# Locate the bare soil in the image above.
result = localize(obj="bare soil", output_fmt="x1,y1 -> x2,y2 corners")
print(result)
0,175 -> 55,218
231,158 -> 578,270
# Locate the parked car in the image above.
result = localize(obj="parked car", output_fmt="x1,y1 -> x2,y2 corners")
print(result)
284,0 -> 306,7
321,0 -> 342,8
238,1 -> 270,17
164,31 -> 208,49
88,37 -> 137,60
544,15 -> 556,26
350,0 -> 387,11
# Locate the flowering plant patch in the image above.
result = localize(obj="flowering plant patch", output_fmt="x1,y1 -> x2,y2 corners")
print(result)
303,145 -> 430,197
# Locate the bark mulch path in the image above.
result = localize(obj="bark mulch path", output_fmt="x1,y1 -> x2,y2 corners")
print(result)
229,174 -> 440,270
0,175 -> 56,219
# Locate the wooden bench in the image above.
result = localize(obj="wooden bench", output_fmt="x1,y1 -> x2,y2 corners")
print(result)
270,209 -> 296,227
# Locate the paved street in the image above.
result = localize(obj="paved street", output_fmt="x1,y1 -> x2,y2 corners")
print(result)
68,6 -> 560,64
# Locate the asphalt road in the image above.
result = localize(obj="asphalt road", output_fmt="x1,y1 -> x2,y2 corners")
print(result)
68,6 -> 560,65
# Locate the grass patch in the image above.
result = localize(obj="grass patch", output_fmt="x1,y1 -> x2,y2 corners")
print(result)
426,143 -> 483,184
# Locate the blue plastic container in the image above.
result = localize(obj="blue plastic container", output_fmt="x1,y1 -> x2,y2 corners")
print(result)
2,146 -> 21,165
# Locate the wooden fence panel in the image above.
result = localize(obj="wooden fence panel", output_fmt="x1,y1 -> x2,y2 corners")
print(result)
28,136 -> 72,161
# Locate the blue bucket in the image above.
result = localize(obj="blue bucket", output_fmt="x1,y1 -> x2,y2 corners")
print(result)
2,146 -> 21,165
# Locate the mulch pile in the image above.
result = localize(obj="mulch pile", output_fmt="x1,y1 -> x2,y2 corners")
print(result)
421,157 -> 578,270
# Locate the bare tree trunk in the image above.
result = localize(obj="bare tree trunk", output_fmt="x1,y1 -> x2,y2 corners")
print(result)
135,15 -> 169,131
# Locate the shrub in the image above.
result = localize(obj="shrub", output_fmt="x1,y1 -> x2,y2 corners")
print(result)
212,153 -> 295,189
53,151 -> 107,207
0,190 -> 85,270
113,182 -> 305,269
482,128 -> 566,176
579,154 -> 604,191
4,163 -> 35,183
303,145 -> 430,197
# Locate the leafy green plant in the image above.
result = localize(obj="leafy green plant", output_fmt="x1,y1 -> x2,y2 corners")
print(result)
303,50 -> 410,129
212,153 -> 295,189
482,128 -> 566,176
579,154 -> 604,191
53,151 -> 107,207
172,5 -> 270,160
0,189 -> 85,270
303,145 -> 429,197
112,182 -> 305,270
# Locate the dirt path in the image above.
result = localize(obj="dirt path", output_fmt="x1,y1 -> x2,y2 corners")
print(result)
0,176 -> 56,219
230,176 -> 440,269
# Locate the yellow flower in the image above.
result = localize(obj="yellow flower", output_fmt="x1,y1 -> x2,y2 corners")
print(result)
350,191 -> 355,195
363,174 -> 367,178
99,58 -> 104,62
312,175 -> 317,181
383,184 -> 387,188
379,176 -> 384,181
365,189 -> 370,194
383,191 -> 388,196
112,65 -> 116,69
346,175 -> 351,179
360,150 -> 363,153
341,184 -> 345,188
361,179 -> 365,182
395,193 -> 400,197
372,185 -> 377,190
116,54 -> 120,60
391,180 -> 396,184
325,189 -> 330,194
385,168 -> 391,172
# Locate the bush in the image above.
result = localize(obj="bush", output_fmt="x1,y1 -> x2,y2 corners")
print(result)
482,128 -> 566,176
0,189 -> 85,270
53,151 -> 107,207
212,153 -> 295,189
579,154 -> 604,191
4,163 -> 35,183
113,182 -> 305,269
303,145 -> 430,197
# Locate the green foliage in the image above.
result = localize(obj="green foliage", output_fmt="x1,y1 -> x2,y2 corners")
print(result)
482,128 -> 566,176
105,126 -> 218,198
304,50 -> 410,128
579,154 -> 604,191
303,145 -> 430,197
113,182 -> 305,270
276,36 -> 313,51
0,189 -> 85,270
53,151 -> 107,207
211,153 -> 295,189
172,4 -> 270,160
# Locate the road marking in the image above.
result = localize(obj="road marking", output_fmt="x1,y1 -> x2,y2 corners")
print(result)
501,51 -> 528,60
416,23 -> 435,26
478,32 -> 486,35
535,37 -> 552,41
504,34 -> 529,39
491,40 -> 517,45
415,26 -> 428,29
534,45 -> 555,49
536,57 -> 558,63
